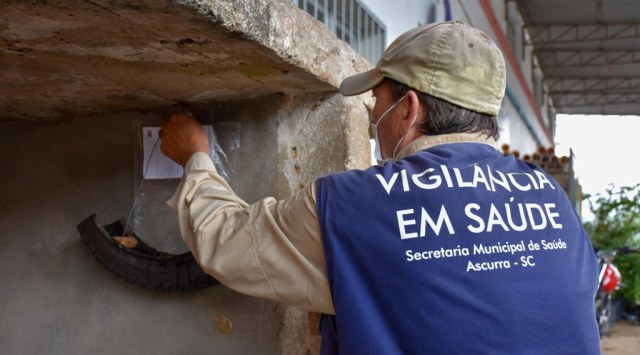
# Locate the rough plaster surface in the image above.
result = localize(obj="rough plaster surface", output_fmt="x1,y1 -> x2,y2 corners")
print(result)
280,306 -> 316,355
180,0 -> 371,88
276,93 -> 370,196
0,112 -> 288,355
0,0 -> 370,121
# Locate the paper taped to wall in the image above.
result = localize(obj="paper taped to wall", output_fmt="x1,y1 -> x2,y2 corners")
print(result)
142,125 -> 214,180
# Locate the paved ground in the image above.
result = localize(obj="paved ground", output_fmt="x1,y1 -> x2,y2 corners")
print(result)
601,320 -> 640,354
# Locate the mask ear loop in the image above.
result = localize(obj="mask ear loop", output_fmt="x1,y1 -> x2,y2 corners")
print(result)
391,113 -> 419,159
373,95 -> 407,161
373,95 -> 406,126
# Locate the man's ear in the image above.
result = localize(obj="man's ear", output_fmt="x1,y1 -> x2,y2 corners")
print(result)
404,90 -> 426,132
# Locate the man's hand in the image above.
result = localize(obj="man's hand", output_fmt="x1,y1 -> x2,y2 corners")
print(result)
160,112 -> 210,167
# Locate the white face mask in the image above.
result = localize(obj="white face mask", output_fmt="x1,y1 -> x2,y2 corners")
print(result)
371,95 -> 413,164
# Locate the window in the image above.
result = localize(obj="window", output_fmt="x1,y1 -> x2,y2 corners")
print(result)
295,0 -> 386,63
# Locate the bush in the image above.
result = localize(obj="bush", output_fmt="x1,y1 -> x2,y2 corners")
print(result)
615,252 -> 640,303
584,183 -> 640,303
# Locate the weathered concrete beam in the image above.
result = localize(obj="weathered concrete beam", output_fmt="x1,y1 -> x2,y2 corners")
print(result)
179,0 -> 370,88
0,0 -> 370,120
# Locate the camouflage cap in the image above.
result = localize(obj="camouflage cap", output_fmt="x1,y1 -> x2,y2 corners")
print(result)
340,21 -> 506,116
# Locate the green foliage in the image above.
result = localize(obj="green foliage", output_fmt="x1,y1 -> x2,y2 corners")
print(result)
583,183 -> 640,250
615,253 -> 640,302
583,183 -> 640,302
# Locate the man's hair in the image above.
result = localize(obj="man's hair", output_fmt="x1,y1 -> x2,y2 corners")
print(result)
387,79 -> 500,140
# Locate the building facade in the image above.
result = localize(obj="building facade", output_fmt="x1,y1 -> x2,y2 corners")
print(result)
296,0 -> 557,154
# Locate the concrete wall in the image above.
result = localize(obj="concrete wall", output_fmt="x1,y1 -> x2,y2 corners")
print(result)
0,0 -> 373,353
0,91 -> 369,354
0,108 -> 283,354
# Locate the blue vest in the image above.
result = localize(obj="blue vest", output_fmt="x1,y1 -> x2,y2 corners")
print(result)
315,143 -> 600,354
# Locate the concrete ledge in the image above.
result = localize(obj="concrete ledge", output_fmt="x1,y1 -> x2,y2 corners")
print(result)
0,0 -> 371,121
180,0 -> 371,89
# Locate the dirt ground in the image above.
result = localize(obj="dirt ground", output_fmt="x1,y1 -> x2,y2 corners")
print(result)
601,320 -> 640,354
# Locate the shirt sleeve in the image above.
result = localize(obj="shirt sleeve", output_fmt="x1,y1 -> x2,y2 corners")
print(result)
167,152 -> 335,314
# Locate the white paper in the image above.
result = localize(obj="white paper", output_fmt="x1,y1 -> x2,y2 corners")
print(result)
142,125 -> 213,180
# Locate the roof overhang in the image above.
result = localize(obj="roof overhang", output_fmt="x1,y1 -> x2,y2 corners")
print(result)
515,0 -> 640,115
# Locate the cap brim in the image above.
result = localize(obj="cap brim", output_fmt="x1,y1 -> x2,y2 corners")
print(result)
339,68 -> 384,96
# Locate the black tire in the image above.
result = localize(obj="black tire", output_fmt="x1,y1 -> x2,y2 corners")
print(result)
77,214 -> 218,292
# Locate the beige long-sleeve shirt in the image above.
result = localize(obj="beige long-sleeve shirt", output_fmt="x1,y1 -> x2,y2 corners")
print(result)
168,133 -> 495,315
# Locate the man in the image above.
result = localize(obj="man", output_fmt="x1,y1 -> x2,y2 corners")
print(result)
161,21 -> 600,354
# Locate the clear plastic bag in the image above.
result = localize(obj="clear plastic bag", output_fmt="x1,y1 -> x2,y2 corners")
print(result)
129,120 -> 241,253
